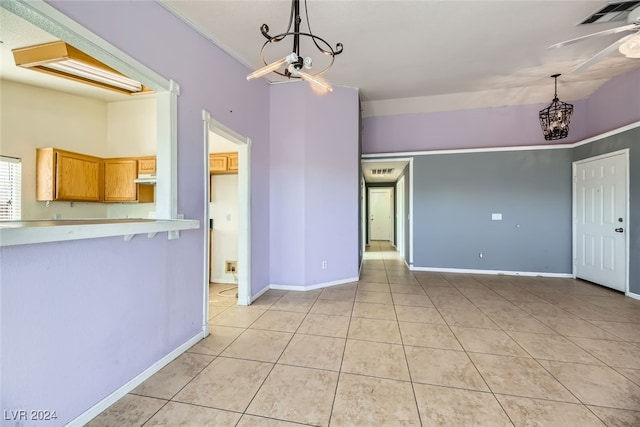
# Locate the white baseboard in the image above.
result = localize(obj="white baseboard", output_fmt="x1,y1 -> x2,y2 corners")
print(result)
270,276 -> 359,292
68,331 -> 204,426
626,291 -> 640,301
248,285 -> 270,304
410,266 -> 573,278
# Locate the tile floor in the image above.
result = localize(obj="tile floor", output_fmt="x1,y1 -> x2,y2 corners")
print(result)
88,241 -> 640,426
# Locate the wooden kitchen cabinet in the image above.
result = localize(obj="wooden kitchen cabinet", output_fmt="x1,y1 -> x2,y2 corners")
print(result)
104,158 -> 138,202
137,156 -> 156,174
36,147 -> 104,202
210,152 -> 238,174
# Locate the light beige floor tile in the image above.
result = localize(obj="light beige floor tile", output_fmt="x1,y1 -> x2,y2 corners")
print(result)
487,313 -> 556,334
536,316 -> 620,340
330,373 -> 420,426
358,274 -> 389,284
399,322 -> 462,350
439,308 -> 500,329
249,310 -> 306,333
282,289 -> 322,299
131,353 -> 214,399
514,302 -> 575,318
615,367 -> 640,386
279,334 -> 345,371
352,302 -> 396,320
392,293 -> 433,307
395,305 -> 446,324
386,274 -> 419,285
589,320 -> 640,342
188,326 -> 244,356
496,395 -> 605,427
237,414 -> 309,426
342,339 -> 409,381
318,288 -> 356,301
269,297 -> 315,313
569,337 -> 640,369
429,296 -> 477,311
348,317 -> 402,344
144,401 -> 241,426
86,394 -> 166,427
309,299 -> 353,316
416,277 -> 452,288
508,331 -> 603,365
297,313 -> 349,338
173,357 -> 272,412
425,287 -> 464,297
250,294 -> 283,309
221,329 -> 292,362
211,306 -> 266,328
538,360 -> 640,410
209,304 -> 230,319
357,282 -> 391,293
355,290 -> 394,304
587,406 -> 640,427
413,383 -> 511,427
246,365 -> 338,427
390,283 -> 426,295
405,346 -> 488,391
470,353 -> 578,402
451,326 -> 529,357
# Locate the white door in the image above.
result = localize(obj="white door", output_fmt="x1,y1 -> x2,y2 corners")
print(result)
396,176 -> 405,257
370,188 -> 392,241
575,151 -> 628,292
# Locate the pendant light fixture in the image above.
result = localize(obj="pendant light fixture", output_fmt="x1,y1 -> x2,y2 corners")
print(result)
246,0 -> 343,94
539,74 -> 573,141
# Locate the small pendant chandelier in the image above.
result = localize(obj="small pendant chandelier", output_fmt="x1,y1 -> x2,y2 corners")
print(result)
246,0 -> 343,94
539,74 -> 573,141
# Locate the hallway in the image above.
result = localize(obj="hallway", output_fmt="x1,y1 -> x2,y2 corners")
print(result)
89,241 -> 640,426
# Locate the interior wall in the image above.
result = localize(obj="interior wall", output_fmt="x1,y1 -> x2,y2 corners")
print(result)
412,149 -> 574,274
1,80 -> 109,220
1,1 -> 271,424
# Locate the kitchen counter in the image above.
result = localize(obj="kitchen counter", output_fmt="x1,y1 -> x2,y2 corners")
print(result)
0,218 -> 200,246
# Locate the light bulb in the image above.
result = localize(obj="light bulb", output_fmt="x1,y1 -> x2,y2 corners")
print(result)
247,53 -> 298,80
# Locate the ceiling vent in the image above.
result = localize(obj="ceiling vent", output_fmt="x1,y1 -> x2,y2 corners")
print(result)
579,2 -> 640,25
371,168 -> 394,175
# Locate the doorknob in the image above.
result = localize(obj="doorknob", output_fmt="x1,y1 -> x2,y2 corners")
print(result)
615,228 -> 624,233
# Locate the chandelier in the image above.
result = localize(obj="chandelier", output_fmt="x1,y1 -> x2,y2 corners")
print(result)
246,0 -> 343,94
539,74 -> 573,141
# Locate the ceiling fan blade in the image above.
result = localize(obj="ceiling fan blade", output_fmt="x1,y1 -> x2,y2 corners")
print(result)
549,23 -> 637,49
572,35 -> 634,72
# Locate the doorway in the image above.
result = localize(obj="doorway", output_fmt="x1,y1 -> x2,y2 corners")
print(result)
396,175 -> 405,258
573,149 -> 629,293
369,187 -> 393,242
202,111 -> 252,336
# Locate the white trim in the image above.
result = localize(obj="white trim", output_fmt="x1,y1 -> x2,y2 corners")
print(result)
67,331 -> 204,427
249,285 -> 270,304
361,119 -> 640,160
626,291 -> 640,301
203,112 -> 252,308
410,266 -> 573,278
572,149 -> 630,294
0,219 -> 199,247
270,276 -> 359,292
409,157 -> 414,265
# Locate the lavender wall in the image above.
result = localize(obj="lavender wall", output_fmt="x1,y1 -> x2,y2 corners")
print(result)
586,68 -> 640,135
270,83 -> 360,286
362,101 -> 588,154
1,1 -> 270,425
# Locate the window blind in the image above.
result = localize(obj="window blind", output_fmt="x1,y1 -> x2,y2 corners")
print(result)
0,156 -> 22,221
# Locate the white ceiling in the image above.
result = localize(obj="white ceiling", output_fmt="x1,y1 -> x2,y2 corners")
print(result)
160,0 -> 640,116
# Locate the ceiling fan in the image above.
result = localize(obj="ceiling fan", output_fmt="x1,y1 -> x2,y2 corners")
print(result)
550,6 -> 640,72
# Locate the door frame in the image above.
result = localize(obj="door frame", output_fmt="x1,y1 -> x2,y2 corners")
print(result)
202,111 -> 252,336
368,187 -> 394,243
396,174 -> 405,259
572,148 -> 630,295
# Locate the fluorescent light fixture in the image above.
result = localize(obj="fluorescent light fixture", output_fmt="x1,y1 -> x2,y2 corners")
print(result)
12,41 -> 148,95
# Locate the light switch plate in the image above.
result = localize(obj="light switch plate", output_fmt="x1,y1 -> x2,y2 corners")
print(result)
492,213 -> 502,221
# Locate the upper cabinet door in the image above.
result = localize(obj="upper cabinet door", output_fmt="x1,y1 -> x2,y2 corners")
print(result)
137,156 -> 156,175
104,159 -> 138,202
55,150 -> 103,201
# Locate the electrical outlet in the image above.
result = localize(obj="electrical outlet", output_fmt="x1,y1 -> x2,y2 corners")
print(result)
321,261 -> 327,269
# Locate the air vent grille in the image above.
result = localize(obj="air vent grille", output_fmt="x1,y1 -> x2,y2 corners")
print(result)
371,168 -> 394,175
580,1 -> 640,25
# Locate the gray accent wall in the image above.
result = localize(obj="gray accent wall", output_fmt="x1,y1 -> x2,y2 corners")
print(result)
573,128 -> 639,294
412,149 -> 573,274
